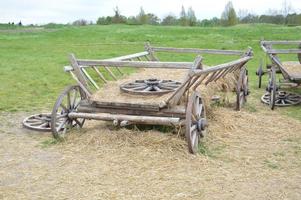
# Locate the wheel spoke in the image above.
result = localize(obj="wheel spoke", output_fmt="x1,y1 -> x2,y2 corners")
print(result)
56,118 -> 68,132
67,92 -> 71,109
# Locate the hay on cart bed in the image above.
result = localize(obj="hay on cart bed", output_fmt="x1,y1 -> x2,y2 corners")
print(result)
282,61 -> 301,79
91,68 -> 237,107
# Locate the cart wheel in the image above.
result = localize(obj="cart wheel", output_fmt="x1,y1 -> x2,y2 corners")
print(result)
261,91 -> 301,107
256,59 -> 264,88
236,67 -> 248,111
23,113 -> 52,132
186,92 -> 207,154
51,85 -> 86,139
268,67 -> 277,110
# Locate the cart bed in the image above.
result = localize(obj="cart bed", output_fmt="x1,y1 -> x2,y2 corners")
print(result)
91,68 -> 187,107
282,61 -> 301,81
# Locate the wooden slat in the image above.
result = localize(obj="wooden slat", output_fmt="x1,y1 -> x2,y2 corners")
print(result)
262,41 -> 301,45
81,68 -> 99,89
151,47 -> 244,55
104,66 -> 117,80
165,56 -> 203,106
104,51 -> 149,61
69,71 -> 91,97
78,103 -> 185,118
92,66 -> 107,83
145,42 -> 159,61
266,49 -> 301,54
69,54 -> 88,87
90,101 -> 160,111
77,60 -> 193,69
191,56 -> 252,76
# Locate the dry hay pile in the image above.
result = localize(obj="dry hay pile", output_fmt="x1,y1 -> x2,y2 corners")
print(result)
282,61 -> 301,77
1,97 -> 301,199
92,67 -> 238,110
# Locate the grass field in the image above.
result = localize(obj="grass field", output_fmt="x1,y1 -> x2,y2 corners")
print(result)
1,24 -> 301,199
0,24 -> 301,119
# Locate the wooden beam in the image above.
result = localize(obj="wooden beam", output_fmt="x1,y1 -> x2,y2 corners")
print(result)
266,49 -> 301,54
69,54 -> 89,87
81,68 -> 99,89
68,112 -> 180,126
92,66 -> 107,83
145,42 -> 159,61
151,47 -> 244,55
262,40 -> 301,45
165,56 -> 203,106
77,60 -> 193,69
104,51 -> 149,61
191,56 -> 252,76
104,66 -> 117,80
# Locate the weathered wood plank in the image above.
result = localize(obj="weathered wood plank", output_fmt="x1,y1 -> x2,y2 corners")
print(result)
78,103 -> 185,118
68,112 -> 180,126
145,42 -> 159,61
90,100 -> 160,111
69,54 -> 89,87
262,41 -> 301,45
191,56 -> 252,76
151,47 -> 244,55
81,68 -> 99,89
92,66 -> 107,83
266,49 -> 301,54
165,56 -> 203,106
77,60 -> 193,69
104,66 -> 117,80
104,51 -> 149,61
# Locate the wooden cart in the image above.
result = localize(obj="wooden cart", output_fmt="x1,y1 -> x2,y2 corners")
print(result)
50,44 -> 252,154
258,40 -> 301,109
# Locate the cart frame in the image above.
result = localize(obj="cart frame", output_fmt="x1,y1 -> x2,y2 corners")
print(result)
51,43 -> 253,153
258,40 -> 301,109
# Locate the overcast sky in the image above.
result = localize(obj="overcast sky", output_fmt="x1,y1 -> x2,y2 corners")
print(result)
1,0 -> 301,25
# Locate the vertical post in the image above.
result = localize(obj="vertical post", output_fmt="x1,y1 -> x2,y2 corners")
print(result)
69,54 -> 87,86
165,56 -> 203,106
145,42 -> 159,61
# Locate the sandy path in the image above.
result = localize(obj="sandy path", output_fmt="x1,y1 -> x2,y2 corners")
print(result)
1,98 -> 301,199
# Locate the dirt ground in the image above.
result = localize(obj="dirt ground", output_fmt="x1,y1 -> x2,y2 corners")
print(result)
1,95 -> 301,200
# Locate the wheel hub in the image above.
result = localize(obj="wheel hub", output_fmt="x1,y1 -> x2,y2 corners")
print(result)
120,79 -> 181,95
196,118 -> 208,132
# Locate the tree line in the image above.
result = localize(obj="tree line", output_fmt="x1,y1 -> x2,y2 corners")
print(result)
90,1 -> 301,27
7,1 -> 301,27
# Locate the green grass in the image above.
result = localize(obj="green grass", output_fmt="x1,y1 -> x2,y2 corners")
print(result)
0,24 -> 301,119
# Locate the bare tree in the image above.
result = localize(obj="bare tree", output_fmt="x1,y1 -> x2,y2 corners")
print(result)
179,5 -> 188,26
187,7 -> 197,26
282,0 -> 293,17
221,1 -> 238,26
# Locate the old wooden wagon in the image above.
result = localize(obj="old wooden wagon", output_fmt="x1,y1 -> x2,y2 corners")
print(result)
258,40 -> 301,109
24,44 -> 253,154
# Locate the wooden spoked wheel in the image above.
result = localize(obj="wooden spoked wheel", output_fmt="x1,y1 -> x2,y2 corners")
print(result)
261,91 -> 301,107
120,79 -> 181,95
186,92 -> 207,154
236,67 -> 249,111
23,113 -> 52,132
51,85 -> 86,139
268,67 -> 277,110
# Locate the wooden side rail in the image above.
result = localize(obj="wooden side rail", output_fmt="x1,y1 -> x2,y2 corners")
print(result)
150,46 -> 245,56
261,40 -> 301,54
104,51 -> 150,61
164,55 -> 253,107
261,40 -> 301,45
77,60 -> 193,69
